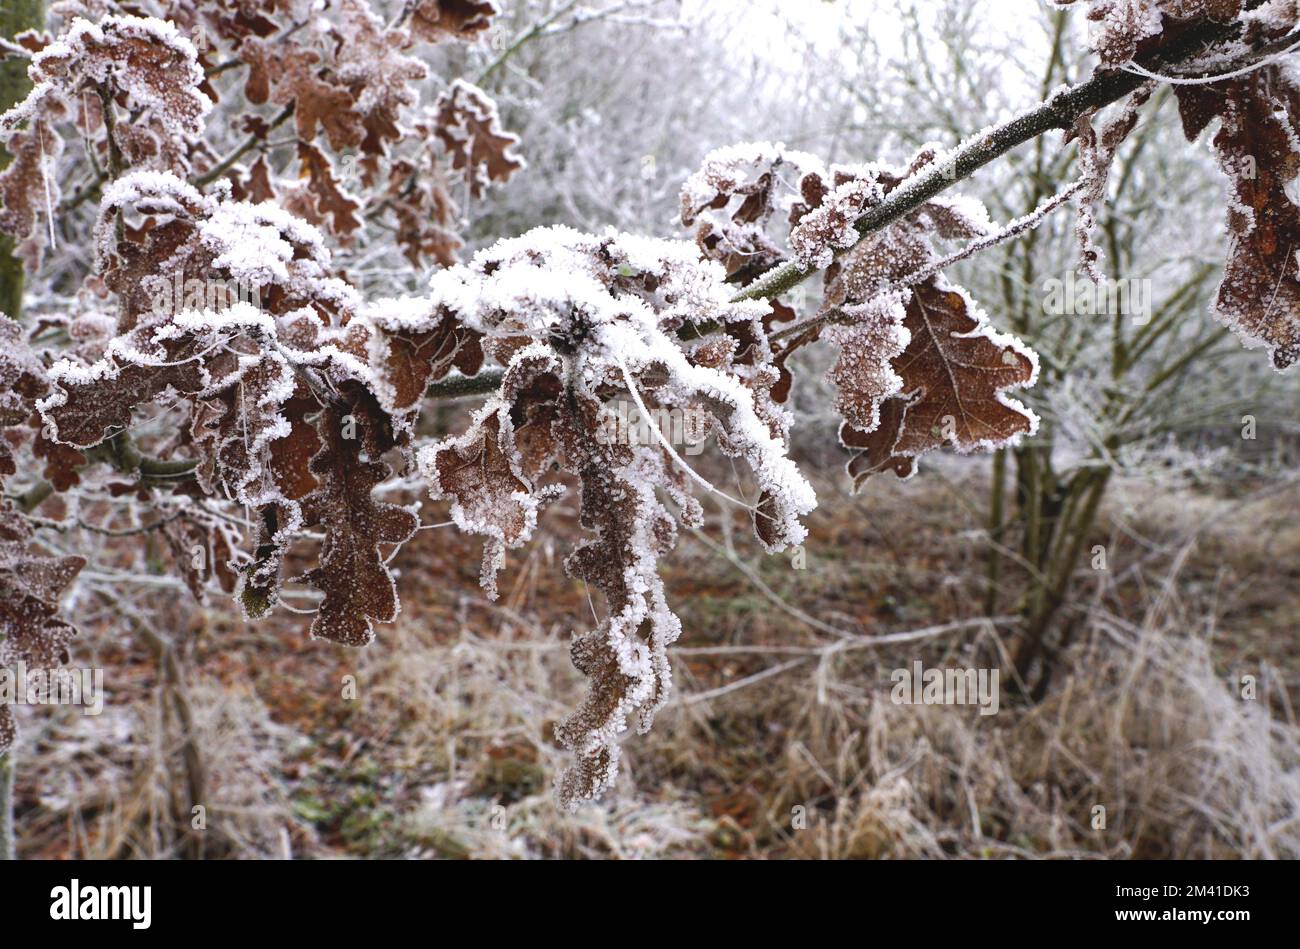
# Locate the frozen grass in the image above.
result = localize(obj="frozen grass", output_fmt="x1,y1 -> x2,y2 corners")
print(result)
8,466 -> 1299,858
15,677 -> 316,858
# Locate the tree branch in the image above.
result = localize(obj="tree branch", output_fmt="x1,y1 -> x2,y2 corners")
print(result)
730,18 -> 1252,309
18,13 -> 1275,501
432,20 -> 1256,403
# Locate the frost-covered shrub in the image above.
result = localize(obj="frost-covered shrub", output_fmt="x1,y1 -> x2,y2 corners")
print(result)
1,0 -> 1297,807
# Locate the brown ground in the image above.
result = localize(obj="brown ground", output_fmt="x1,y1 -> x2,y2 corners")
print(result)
10,456 -> 1300,859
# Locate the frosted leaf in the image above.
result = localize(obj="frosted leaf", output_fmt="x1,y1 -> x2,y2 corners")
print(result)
383,134 -> 464,266
32,169 -> 489,639
824,292 -> 911,434
0,320 -> 48,431
1,15 -> 212,176
299,403 -> 418,646
0,115 -> 63,269
680,141 -> 826,281
418,225 -> 817,803
1174,64 -> 1300,368
841,277 -> 1040,487
789,177 -> 881,269
433,80 -> 525,199
410,0 -> 498,44
332,0 -> 428,154
163,509 -> 242,603
779,148 -> 1037,483
426,225 -> 814,548
239,38 -> 365,152
554,434 -> 683,809
1054,1 -> 1244,65
282,143 -> 364,241
1071,86 -> 1153,281
0,321 -> 50,483
0,506 -> 86,754
417,344 -> 563,599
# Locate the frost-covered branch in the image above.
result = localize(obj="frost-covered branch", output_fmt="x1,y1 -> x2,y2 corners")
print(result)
724,13 -> 1254,310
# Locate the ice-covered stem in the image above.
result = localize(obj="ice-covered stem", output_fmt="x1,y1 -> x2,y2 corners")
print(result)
425,371 -> 506,400
13,433 -> 198,512
194,103 -> 294,188
478,0 -> 581,83
0,0 -> 44,322
461,16 -> 1268,388
719,14 -> 1253,310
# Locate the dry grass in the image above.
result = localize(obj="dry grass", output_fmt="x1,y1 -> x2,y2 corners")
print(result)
8,460 -> 1299,859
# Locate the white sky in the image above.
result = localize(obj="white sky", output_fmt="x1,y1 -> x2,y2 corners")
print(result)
681,0 -> 877,58
682,0 -> 1052,65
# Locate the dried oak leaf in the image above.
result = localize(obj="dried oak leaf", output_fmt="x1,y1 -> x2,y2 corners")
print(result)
422,227 -> 816,803
0,507 -> 85,755
1056,0 -> 1242,66
1071,84 -> 1154,280
334,0 -> 429,155
789,176 -> 881,269
240,39 -> 365,152
552,402 -> 681,808
40,332 -> 207,449
299,406 -> 417,646
680,142 -> 826,281
2,16 -> 211,177
418,347 -> 563,599
0,320 -> 47,428
0,117 -> 63,267
32,428 -> 85,492
386,137 -> 464,267
433,79 -> 524,199
284,142 -> 363,241
410,0 -> 497,43
787,152 -> 1031,484
163,511 -> 242,603
368,306 -> 483,414
841,278 -> 1039,486
0,321 -> 49,482
34,174 -> 215,447
824,291 -> 911,435
1175,66 -> 1300,368
231,154 -> 276,204
198,340 -> 321,505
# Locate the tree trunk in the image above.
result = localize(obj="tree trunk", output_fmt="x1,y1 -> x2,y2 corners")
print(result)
1009,448 -> 1111,696
1,0 -> 45,322
0,745 -> 15,860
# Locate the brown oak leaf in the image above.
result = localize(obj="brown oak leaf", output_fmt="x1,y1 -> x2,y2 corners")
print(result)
300,405 -> 418,646
284,142 -> 363,241
433,79 -> 524,199
0,507 -> 86,754
1176,66 -> 1300,368
418,350 -> 563,599
410,0 -> 497,44
840,277 -> 1038,486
